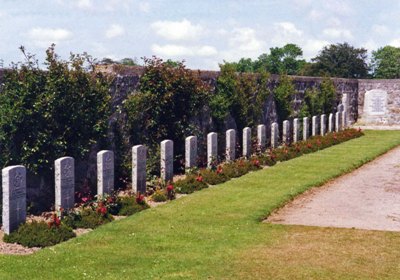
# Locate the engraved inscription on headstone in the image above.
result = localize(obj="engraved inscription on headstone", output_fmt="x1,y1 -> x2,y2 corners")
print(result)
97,150 -> 114,196
207,132 -> 217,168
55,157 -> 75,210
364,90 -> 387,116
132,145 -> 147,193
2,165 -> 26,234
161,140 -> 173,182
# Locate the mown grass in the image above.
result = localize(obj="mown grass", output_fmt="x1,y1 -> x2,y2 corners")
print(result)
0,130 -> 400,279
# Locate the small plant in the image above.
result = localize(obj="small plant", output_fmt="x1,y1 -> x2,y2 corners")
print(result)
166,184 -> 176,200
174,175 -> 208,194
4,221 -> 75,248
117,195 -> 150,216
200,168 -> 229,185
63,206 -> 114,229
151,189 -> 168,202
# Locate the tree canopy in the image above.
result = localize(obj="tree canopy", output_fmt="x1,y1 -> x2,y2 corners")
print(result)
371,46 -> 400,79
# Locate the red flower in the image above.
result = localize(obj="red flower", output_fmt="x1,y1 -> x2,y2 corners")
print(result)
358,127 -> 362,132
252,159 -> 260,167
216,166 -> 223,174
136,192 -> 145,204
307,143 -> 312,149
100,207 -> 107,215
167,184 -> 174,192
196,175 -> 203,182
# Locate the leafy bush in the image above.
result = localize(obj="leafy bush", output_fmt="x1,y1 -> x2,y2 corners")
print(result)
3,221 -> 75,248
274,74 -> 295,122
222,159 -> 259,178
117,196 -> 149,216
63,207 -> 114,229
200,168 -> 229,185
174,175 -> 208,194
151,189 -> 168,202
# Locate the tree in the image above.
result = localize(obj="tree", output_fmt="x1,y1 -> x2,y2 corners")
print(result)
310,42 -> 369,78
274,75 -> 295,122
371,46 -> 400,78
255,43 -> 306,75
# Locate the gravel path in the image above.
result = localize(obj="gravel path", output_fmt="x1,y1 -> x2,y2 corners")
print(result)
267,145 -> 400,231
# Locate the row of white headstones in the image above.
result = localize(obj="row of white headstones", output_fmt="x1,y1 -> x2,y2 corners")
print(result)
2,109 -> 348,234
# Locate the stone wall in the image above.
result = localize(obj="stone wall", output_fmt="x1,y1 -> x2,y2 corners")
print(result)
358,79 -> 400,125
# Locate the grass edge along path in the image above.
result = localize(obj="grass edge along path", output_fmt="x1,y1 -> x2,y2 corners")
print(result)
0,130 -> 399,279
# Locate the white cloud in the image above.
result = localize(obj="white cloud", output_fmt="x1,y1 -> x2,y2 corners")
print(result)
372,24 -> 389,36
105,24 -> 125,39
325,0 -> 353,16
309,9 -> 324,21
274,22 -> 303,37
151,19 -> 203,41
229,27 -> 265,52
139,1 -> 150,13
303,39 -> 330,59
389,39 -> 400,47
28,27 -> 72,48
322,28 -> 353,40
76,0 -> 92,9
151,44 -> 217,57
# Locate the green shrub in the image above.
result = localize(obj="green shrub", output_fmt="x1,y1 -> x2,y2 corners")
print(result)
3,221 -> 75,248
200,169 -> 229,185
175,175 -> 208,194
117,196 -> 149,216
151,189 -> 168,202
63,208 -> 114,229
222,160 -> 257,178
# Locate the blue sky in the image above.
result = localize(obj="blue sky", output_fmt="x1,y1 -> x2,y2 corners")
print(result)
0,0 -> 399,70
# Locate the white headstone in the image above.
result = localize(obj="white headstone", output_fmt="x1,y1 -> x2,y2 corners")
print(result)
132,145 -> 147,193
312,116 -> 318,136
303,117 -> 309,140
55,157 -> 75,211
243,127 -> 251,158
161,140 -> 173,182
328,113 -> 334,133
293,118 -> 300,143
257,124 -> 266,152
207,132 -> 217,168
185,136 -> 197,170
271,122 -> 279,148
341,111 -> 347,129
335,112 -> 341,132
282,120 -> 290,144
2,165 -> 26,234
226,129 -> 236,161
97,150 -> 114,196
320,114 -> 326,136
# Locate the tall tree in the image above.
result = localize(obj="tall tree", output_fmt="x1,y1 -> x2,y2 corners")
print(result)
371,46 -> 400,78
309,42 -> 369,78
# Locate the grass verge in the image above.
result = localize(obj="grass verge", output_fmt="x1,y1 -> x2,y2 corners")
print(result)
0,130 -> 399,279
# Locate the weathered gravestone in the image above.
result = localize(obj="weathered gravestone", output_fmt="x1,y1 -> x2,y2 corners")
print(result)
257,124 -> 266,152
271,122 -> 279,148
185,136 -> 197,171
282,120 -> 290,144
2,165 -> 26,234
320,114 -> 326,136
97,150 -> 114,196
132,145 -> 146,194
243,127 -> 251,158
55,157 -> 75,210
312,116 -> 318,136
303,117 -> 309,140
342,111 -> 347,129
161,140 -> 173,182
293,118 -> 300,143
207,132 -> 217,168
362,90 -> 388,124
226,129 -> 236,161
328,113 -> 334,133
335,112 -> 341,132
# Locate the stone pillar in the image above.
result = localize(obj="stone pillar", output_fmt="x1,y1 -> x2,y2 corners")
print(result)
328,113 -> 334,133
335,112 -> 341,132
312,116 -> 318,136
320,114 -> 326,136
242,127 -> 251,158
132,145 -> 146,194
257,124 -> 266,152
161,140 -> 173,182
185,136 -> 197,171
2,165 -> 26,234
341,111 -> 347,129
207,132 -> 217,168
303,117 -> 309,141
293,118 -> 300,143
226,129 -> 236,161
55,157 -> 75,211
271,122 -> 279,148
282,120 -> 290,144
97,150 -> 114,196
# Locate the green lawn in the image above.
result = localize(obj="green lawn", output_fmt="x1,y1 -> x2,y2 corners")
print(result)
1,130 -> 400,279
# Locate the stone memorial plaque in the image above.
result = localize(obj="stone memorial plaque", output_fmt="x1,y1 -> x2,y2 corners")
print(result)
132,145 -> 147,193
97,150 -> 114,196
2,165 -> 26,234
55,157 -> 75,210
364,90 -> 387,115
207,132 -> 217,168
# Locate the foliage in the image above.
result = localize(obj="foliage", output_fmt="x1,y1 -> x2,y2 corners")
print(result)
99,57 -> 138,66
124,57 -> 210,175
274,75 -> 295,122
200,168 -> 229,185
174,174 -> 208,194
308,42 -> 369,78
117,196 -> 149,216
151,189 -> 168,202
63,207 -> 114,229
3,221 -> 75,248
371,46 -> 400,78
0,45 -> 110,176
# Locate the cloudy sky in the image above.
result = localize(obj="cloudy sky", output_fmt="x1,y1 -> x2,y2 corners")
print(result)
0,0 -> 399,70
